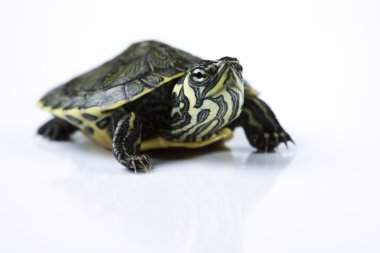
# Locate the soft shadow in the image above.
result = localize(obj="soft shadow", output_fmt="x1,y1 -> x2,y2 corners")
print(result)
36,132 -> 295,175
149,141 -> 229,160
148,141 -> 235,168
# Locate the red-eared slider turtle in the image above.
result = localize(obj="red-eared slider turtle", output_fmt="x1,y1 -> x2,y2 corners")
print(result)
38,40 -> 292,172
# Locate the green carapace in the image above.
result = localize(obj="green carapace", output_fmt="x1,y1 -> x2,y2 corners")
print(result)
38,41 -> 293,172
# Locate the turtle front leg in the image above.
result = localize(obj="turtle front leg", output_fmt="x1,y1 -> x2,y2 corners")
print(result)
231,92 -> 293,152
111,112 -> 151,173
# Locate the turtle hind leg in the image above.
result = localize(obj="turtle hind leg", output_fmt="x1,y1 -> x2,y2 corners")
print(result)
37,117 -> 78,141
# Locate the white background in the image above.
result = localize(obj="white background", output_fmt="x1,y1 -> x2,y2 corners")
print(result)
1,0 -> 380,252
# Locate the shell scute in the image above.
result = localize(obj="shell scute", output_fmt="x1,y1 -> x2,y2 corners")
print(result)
101,86 -> 127,108
124,80 -> 145,99
39,40 -> 201,116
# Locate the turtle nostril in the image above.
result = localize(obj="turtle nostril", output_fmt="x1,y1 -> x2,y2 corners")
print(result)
219,57 -> 241,71
233,63 -> 243,72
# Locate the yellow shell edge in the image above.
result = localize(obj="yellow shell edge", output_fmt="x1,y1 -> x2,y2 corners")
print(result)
140,127 -> 233,151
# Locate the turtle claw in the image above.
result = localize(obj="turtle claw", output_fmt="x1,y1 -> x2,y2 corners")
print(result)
131,159 -> 137,174
252,131 -> 293,152
142,155 -> 152,172
283,139 -> 289,149
117,154 -> 152,173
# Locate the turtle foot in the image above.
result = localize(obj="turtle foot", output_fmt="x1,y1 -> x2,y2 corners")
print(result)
251,131 -> 294,152
37,117 -> 77,141
115,153 -> 152,173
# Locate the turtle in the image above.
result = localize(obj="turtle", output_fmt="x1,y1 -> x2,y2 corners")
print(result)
38,40 -> 293,172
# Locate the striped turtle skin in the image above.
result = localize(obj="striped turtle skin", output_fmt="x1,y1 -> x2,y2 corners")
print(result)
38,40 -> 293,173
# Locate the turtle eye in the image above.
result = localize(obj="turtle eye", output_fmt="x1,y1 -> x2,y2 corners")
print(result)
191,68 -> 207,83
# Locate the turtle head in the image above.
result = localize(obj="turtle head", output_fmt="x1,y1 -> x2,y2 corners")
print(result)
170,57 -> 245,142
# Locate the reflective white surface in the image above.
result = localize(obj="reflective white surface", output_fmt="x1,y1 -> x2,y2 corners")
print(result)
1,0 -> 380,252
1,126 -> 379,252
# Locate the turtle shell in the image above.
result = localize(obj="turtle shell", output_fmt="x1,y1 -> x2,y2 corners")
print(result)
39,40 -> 201,111
38,41 -> 201,149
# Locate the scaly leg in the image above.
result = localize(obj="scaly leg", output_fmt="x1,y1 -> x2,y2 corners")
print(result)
111,112 -> 152,173
230,92 -> 293,152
